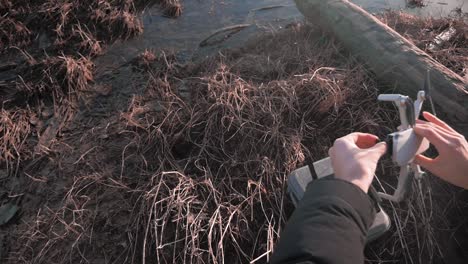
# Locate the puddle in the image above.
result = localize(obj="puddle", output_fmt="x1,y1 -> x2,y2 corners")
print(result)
95,0 -> 301,71
94,0 -> 466,75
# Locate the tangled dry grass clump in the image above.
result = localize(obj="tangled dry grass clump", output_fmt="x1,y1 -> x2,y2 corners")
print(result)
406,0 -> 426,8
0,0 -> 183,55
0,0 -> 182,173
0,109 -> 32,174
161,0 -> 183,17
0,55 -> 94,175
379,11 -> 468,78
0,18 -> 31,52
14,56 -> 94,106
2,26 -> 402,263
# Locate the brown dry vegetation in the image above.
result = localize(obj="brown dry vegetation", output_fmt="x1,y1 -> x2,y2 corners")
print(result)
0,6 -> 467,264
0,0 -> 182,55
379,11 -> 468,79
0,0 -> 182,169
406,0 -> 426,8
1,24 -> 400,263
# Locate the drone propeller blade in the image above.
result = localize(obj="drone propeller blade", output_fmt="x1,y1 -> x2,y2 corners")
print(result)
424,70 -> 437,116
405,97 -> 415,127
424,70 -> 431,95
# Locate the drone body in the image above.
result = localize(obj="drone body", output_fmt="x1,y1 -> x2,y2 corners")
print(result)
377,71 -> 434,202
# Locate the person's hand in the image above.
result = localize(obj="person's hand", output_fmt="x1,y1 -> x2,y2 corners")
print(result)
414,112 -> 468,189
328,133 -> 387,193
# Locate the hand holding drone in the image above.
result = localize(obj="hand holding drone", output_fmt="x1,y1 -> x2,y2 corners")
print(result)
287,71 -> 436,240
376,71 -> 435,202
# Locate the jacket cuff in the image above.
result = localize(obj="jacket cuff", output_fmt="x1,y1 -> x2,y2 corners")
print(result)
306,177 -> 376,231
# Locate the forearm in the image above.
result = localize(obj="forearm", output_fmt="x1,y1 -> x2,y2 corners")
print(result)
270,178 -> 376,264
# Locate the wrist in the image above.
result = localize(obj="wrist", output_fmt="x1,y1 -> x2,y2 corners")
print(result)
350,179 -> 370,193
334,165 -> 372,193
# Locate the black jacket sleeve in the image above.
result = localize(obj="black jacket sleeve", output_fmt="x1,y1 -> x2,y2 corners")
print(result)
270,178 -> 376,264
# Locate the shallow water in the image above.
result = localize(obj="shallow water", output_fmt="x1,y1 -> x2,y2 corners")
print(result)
95,0 -> 300,69
95,0 -> 466,71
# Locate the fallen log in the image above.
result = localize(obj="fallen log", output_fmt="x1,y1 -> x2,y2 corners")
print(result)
294,0 -> 468,127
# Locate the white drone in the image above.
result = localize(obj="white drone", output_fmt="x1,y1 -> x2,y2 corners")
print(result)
287,71 -> 435,241
376,71 -> 434,202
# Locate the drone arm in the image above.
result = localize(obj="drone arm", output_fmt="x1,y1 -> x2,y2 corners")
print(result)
414,91 -> 426,119
377,94 -> 412,129
378,166 -> 412,202
397,103 -> 409,129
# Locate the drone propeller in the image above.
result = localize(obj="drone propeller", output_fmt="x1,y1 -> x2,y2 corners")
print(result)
424,70 -> 437,116
405,97 -> 415,127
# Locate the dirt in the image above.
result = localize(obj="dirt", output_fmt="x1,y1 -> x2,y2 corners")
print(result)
0,4 -> 467,264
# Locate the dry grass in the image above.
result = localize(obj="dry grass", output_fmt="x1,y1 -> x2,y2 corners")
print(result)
0,0 -> 182,172
379,11 -> 468,78
161,0 -> 183,18
0,55 -> 94,170
406,0 -> 426,8
0,18 -> 31,53
3,25 -> 401,264
1,9 -> 467,264
136,49 -> 158,69
14,56 -> 94,105
0,109 -> 32,175
0,0 -> 183,55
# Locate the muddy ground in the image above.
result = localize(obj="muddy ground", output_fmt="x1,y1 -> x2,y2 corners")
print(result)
0,2 -> 467,263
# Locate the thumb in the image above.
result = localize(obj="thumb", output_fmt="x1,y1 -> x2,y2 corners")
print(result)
369,141 -> 387,157
414,154 -> 437,171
